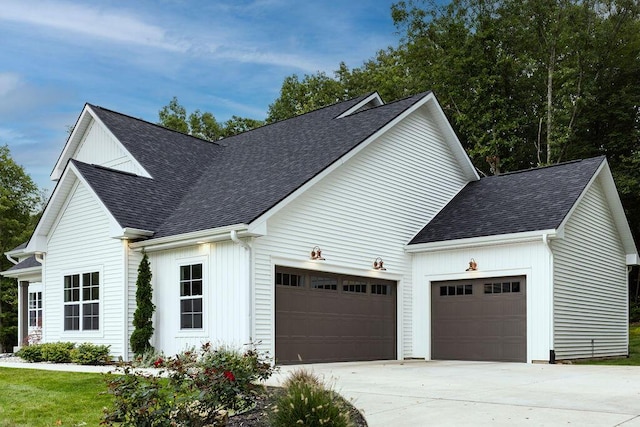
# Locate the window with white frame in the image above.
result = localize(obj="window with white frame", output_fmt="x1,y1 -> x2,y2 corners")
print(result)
28,291 -> 42,327
64,272 -> 99,331
179,263 -> 203,329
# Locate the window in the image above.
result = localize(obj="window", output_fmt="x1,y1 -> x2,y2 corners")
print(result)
28,292 -> 42,327
311,276 -> 337,291
371,283 -> 392,295
440,284 -> 472,296
180,263 -> 203,329
64,272 -> 99,331
484,281 -> 521,294
276,272 -> 303,287
343,280 -> 367,293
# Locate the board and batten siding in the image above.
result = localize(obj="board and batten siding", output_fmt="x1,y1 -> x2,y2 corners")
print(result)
148,241 -> 250,357
412,241 -> 552,363
44,181 -> 127,357
552,177 -> 628,359
74,119 -> 144,175
252,105 -> 470,360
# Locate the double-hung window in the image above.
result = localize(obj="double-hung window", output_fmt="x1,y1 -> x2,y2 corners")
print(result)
180,263 -> 203,329
28,292 -> 43,327
64,272 -> 99,331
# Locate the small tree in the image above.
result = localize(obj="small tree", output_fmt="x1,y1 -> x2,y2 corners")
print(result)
130,252 -> 154,356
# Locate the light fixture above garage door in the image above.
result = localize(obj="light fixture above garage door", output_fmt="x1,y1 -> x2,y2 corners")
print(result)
310,246 -> 325,261
466,258 -> 478,271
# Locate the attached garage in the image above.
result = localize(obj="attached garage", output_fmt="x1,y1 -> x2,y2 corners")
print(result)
275,267 -> 396,364
431,276 -> 526,362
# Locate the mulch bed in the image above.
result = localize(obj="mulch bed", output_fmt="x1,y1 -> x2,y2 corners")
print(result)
227,387 -> 367,427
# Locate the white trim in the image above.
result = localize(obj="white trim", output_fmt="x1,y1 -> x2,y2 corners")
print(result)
405,229 -> 558,253
424,268 -> 533,362
627,254 -> 640,266
175,256 -> 208,338
60,265 -> 104,339
271,255 -> 405,361
250,93 -> 479,229
0,266 -> 42,281
336,92 -> 384,118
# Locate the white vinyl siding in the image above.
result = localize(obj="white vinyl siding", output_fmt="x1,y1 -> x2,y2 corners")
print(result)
412,241 -> 552,363
253,106 -> 470,359
44,182 -> 125,357
75,120 -> 143,175
149,241 -> 250,356
553,178 -> 628,359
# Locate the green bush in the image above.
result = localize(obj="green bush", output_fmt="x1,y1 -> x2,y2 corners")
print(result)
70,343 -> 111,365
270,370 -> 354,427
130,252 -> 155,356
15,344 -> 44,362
40,342 -> 75,363
103,342 -> 275,426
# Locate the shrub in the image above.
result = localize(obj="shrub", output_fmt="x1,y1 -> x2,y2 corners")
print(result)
130,252 -> 155,356
70,343 -> 111,365
15,344 -> 44,362
102,342 -> 275,426
40,342 -> 75,363
270,370 -> 354,427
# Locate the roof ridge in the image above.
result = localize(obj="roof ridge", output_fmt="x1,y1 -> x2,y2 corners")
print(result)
482,156 -> 605,179
337,91 -> 432,119
87,104 -> 225,147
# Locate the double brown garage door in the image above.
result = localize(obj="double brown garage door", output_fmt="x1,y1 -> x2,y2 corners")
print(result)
431,276 -> 527,362
275,267 -> 396,364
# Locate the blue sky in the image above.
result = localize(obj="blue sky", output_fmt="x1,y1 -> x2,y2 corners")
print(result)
0,0 -> 400,193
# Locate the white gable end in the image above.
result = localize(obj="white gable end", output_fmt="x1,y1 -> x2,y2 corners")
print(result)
74,120 -> 143,175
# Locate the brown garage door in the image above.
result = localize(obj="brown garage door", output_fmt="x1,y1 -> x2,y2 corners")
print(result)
431,276 -> 526,362
276,267 -> 396,364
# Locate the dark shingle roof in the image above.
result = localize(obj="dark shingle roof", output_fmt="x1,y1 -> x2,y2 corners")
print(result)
6,256 -> 40,272
79,92 -> 428,238
409,156 -> 605,245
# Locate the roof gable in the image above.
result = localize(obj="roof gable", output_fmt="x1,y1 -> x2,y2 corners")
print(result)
409,157 -> 605,245
51,105 -> 151,181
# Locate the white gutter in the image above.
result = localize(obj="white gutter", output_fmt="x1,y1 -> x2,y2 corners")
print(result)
129,224 -> 250,252
542,233 -> 555,363
34,253 -> 44,264
405,229 -> 558,253
5,254 -> 18,265
230,230 -> 254,343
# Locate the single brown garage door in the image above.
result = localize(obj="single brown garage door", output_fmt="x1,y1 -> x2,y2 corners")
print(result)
275,267 -> 396,364
431,276 -> 526,362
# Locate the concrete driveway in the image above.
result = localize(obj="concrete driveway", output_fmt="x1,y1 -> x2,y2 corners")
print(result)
266,360 -> 640,426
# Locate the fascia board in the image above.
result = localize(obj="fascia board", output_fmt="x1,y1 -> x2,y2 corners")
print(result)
336,92 -> 384,118
250,93 -> 476,228
556,159 -> 638,258
404,229 -> 557,253
26,163 -> 123,252
0,266 -> 42,279
129,224 -> 250,251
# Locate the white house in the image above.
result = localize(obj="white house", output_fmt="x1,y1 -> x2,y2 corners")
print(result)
3,92 -> 638,363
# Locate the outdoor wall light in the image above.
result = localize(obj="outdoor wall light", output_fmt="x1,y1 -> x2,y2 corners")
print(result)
373,257 -> 386,271
310,246 -> 325,260
466,258 -> 478,271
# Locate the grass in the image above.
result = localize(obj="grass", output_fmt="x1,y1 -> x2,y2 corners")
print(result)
0,367 -> 112,427
576,324 -> 640,366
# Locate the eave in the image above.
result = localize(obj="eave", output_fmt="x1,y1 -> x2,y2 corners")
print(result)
405,229 -> 559,253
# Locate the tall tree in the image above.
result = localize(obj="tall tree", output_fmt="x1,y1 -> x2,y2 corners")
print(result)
0,145 -> 43,352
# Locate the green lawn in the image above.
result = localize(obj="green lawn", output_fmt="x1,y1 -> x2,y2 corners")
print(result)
576,324 -> 640,365
0,367 -> 112,427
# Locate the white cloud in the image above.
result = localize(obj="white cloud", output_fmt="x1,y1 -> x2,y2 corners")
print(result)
0,1 -> 188,52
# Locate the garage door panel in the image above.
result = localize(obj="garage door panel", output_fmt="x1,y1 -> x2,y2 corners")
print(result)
276,268 -> 396,364
432,277 -> 526,362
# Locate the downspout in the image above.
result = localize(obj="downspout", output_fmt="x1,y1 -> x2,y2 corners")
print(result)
5,254 -> 18,265
543,233 -> 555,364
230,230 -> 253,343
34,252 -> 44,264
